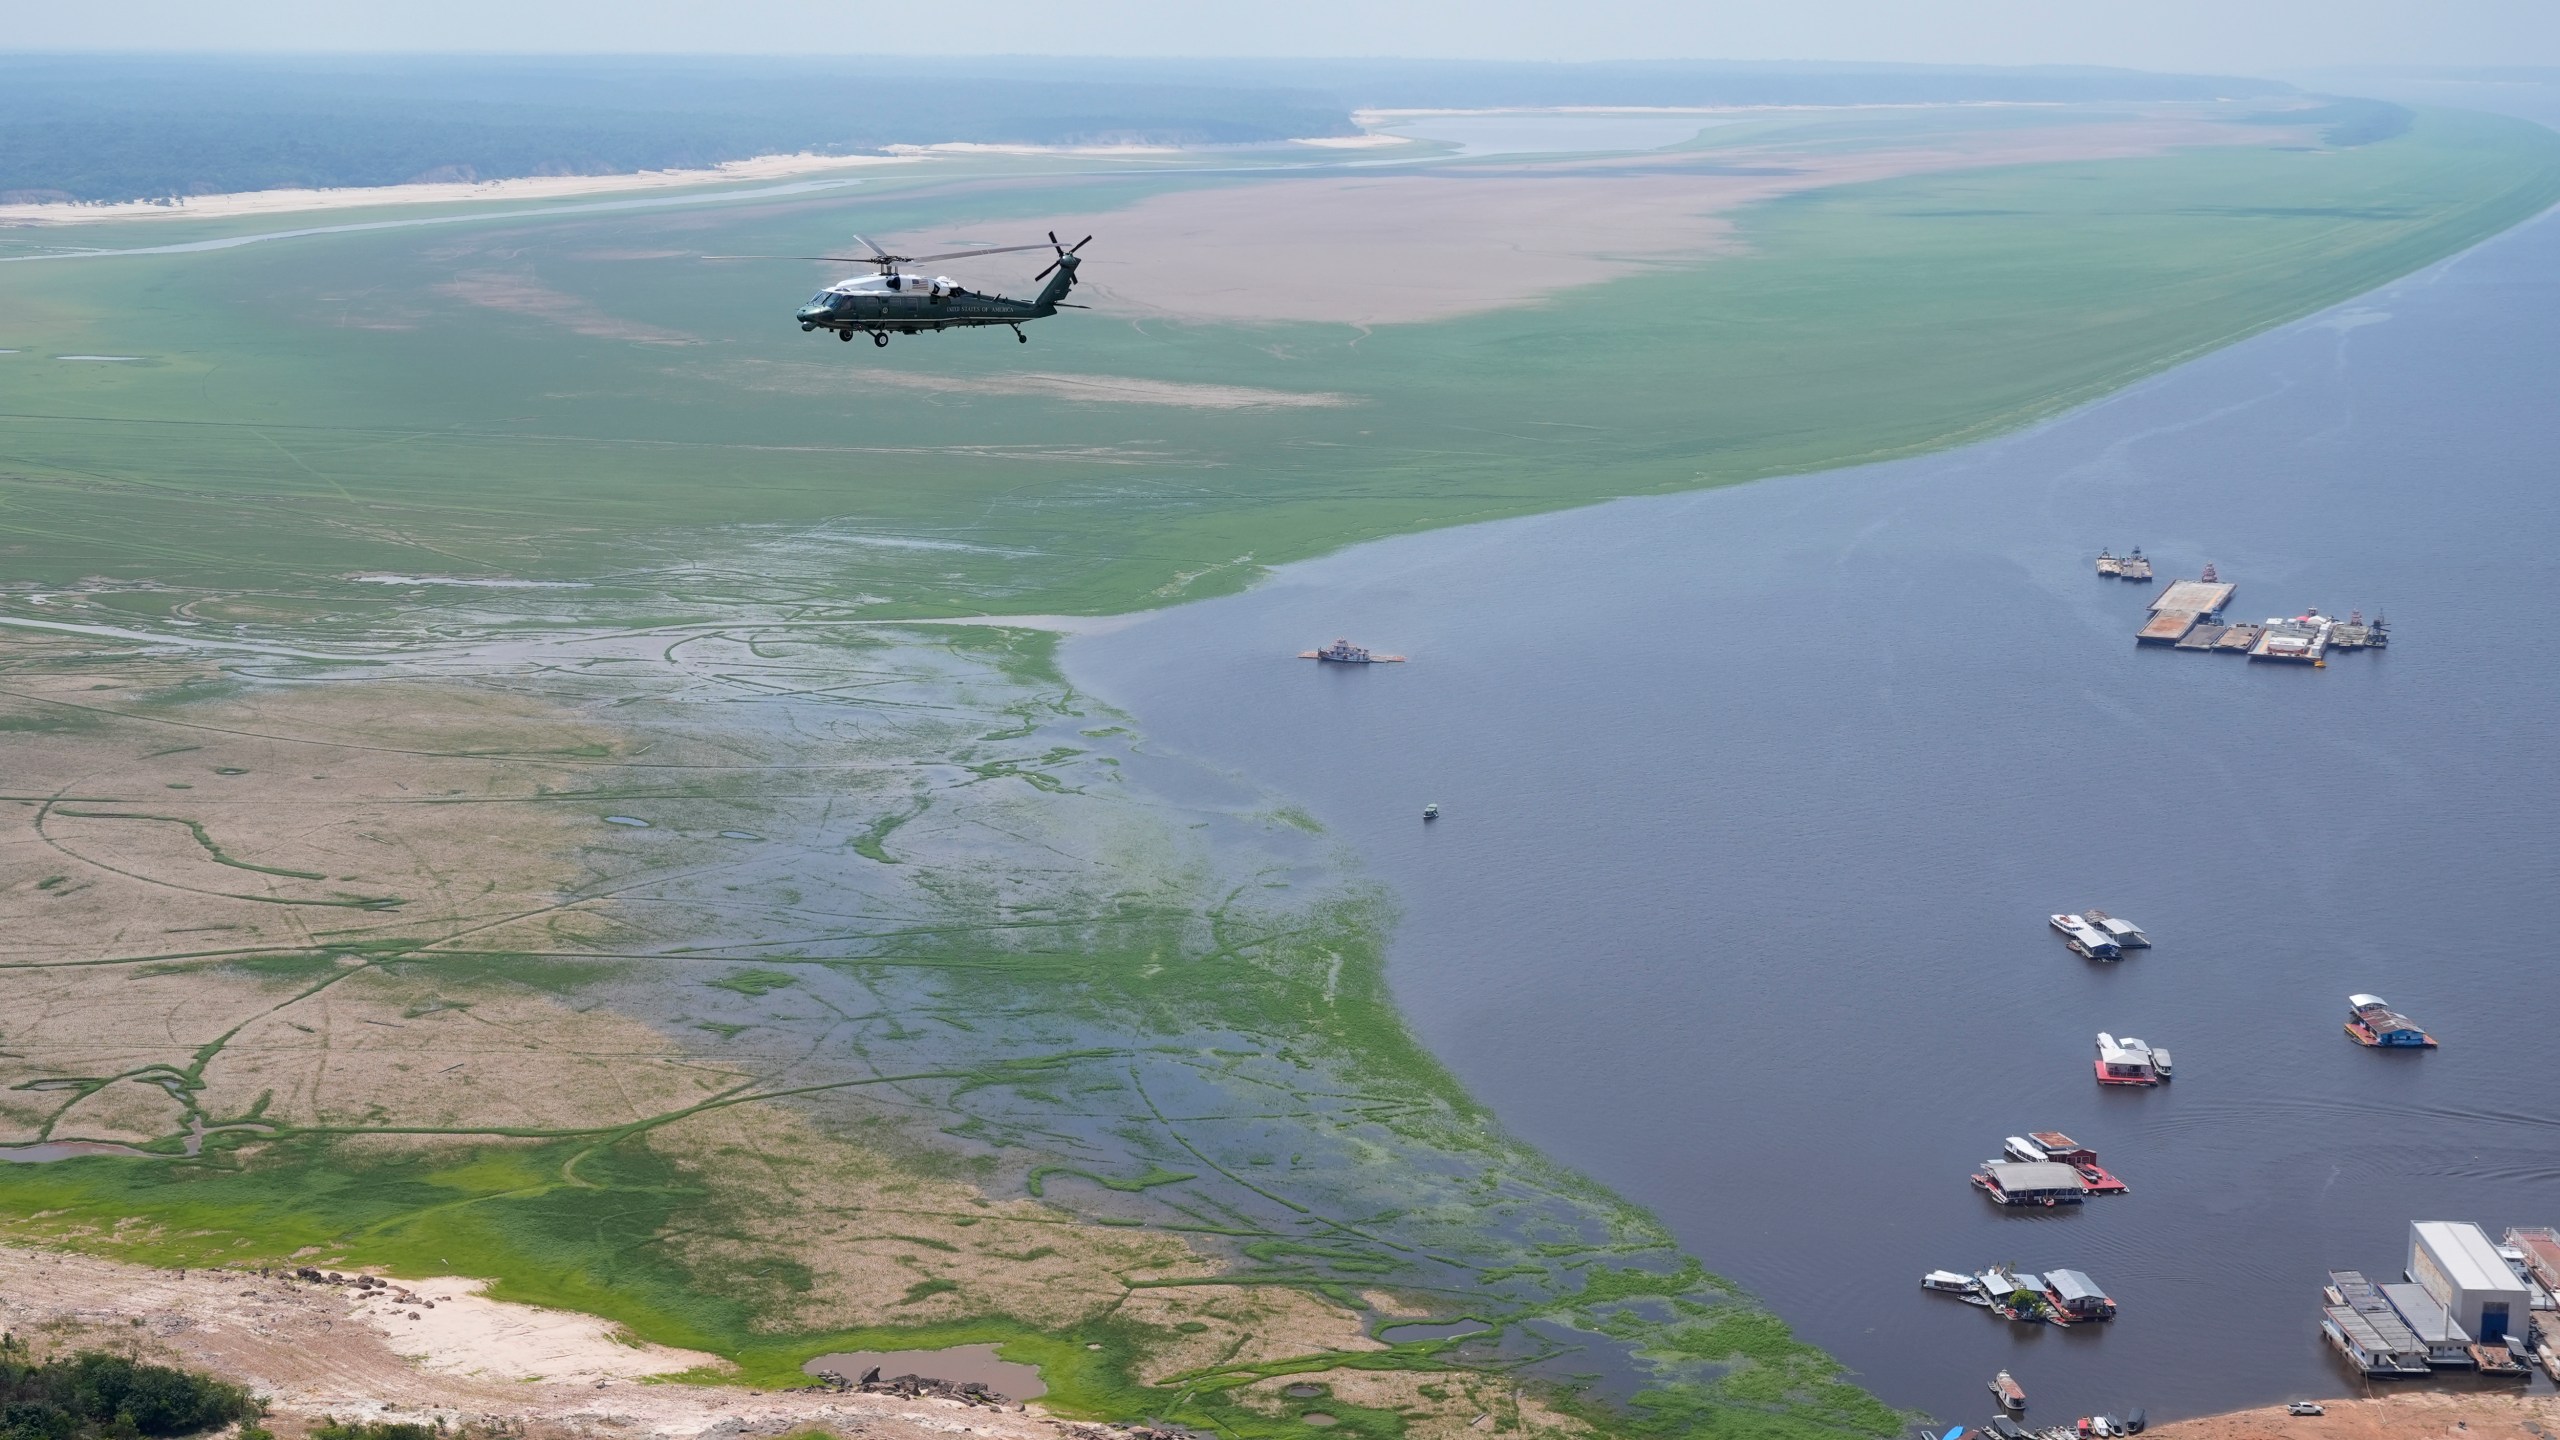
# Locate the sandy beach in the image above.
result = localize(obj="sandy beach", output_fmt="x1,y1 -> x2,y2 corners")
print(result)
0,150 -> 916,228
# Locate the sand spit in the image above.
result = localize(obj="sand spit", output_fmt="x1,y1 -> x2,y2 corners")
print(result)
2146,1391 -> 2560,1438
0,1244 -> 1064,1440
0,151 -> 915,228
887,111 -> 2313,326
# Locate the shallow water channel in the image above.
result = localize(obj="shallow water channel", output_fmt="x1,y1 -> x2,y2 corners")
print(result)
1068,146 -> 2560,1427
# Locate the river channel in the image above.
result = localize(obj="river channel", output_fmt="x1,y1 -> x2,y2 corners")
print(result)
1067,93 -> 2560,1429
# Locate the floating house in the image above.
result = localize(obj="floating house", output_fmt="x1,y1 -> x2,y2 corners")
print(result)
1974,1160 -> 2089,1206
2043,1268 -> 2117,1321
2411,1221 -> 2530,1346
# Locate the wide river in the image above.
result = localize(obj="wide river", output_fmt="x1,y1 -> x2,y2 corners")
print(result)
1069,97 -> 2560,1429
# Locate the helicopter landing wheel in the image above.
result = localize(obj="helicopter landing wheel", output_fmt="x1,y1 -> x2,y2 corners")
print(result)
837,329 -> 852,341
872,332 -> 889,347
1011,324 -> 1028,344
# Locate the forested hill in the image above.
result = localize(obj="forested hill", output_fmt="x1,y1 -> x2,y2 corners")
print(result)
1,54 -> 2299,205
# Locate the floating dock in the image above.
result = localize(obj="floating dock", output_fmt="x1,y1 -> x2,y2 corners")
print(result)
2124,566 -> 2391,664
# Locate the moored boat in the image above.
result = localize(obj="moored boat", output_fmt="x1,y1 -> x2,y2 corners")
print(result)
1298,638 -> 1407,664
2003,1135 -> 2048,1163
2344,993 -> 2435,1047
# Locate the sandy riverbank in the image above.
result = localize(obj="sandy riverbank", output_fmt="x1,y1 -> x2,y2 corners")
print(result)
0,1243 -> 1065,1440
2146,1390 -> 2560,1438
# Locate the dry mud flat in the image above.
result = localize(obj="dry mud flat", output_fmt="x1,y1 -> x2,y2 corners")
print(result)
0,1243 -> 1051,1440
2147,1391 -> 2560,1439
887,107 -> 2315,326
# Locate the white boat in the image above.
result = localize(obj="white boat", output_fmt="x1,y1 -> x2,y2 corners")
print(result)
2150,1047 -> 2173,1080
1921,1269 -> 1979,1293
2004,1136 -> 2049,1163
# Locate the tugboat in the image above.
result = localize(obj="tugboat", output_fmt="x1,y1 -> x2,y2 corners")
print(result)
1298,638 -> 1406,664
1989,1370 -> 2027,1411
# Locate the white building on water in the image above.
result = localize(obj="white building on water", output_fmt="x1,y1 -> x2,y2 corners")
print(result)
2409,1221 -> 2530,1345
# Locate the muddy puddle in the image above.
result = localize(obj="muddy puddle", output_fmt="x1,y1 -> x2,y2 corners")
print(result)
803,1345 -> 1045,1398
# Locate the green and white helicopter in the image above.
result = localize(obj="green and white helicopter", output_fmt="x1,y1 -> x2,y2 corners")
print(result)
727,231 -> 1093,347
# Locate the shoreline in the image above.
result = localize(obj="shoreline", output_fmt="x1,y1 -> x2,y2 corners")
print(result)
0,150 -> 921,227
2147,1390 -> 2560,1437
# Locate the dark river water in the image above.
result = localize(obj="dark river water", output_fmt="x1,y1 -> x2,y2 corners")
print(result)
1069,96 -> 2560,1430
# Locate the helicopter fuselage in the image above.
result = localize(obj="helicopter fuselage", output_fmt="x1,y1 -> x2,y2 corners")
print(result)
795,253 -> 1079,345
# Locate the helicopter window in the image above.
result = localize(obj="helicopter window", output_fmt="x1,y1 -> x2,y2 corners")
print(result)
807,291 -> 836,307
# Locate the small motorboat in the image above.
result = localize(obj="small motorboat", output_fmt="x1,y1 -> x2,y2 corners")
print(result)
2149,1048 -> 2173,1080
1422,803 -> 1439,821
2003,1135 -> 2048,1163
2286,1401 -> 2324,1416
1988,1370 -> 2026,1411
2125,1408 -> 2146,1434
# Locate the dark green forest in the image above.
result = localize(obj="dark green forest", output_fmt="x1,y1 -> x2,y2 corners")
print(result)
0,1345 -> 258,1440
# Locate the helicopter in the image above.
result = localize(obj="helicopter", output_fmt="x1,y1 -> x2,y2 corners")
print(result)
716,231 -> 1093,347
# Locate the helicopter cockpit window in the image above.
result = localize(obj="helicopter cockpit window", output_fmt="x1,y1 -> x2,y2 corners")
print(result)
807,291 -> 837,307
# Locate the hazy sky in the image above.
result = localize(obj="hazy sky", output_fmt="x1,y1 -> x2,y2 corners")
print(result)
10,0 -> 2559,72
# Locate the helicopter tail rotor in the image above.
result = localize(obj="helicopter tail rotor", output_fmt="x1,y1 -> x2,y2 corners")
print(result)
1032,232 -> 1094,282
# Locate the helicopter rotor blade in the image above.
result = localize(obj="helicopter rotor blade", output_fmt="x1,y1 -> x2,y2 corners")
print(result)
699,254 -> 902,263
899,242 -> 1057,264
1067,234 -> 1094,255
847,233 -> 889,260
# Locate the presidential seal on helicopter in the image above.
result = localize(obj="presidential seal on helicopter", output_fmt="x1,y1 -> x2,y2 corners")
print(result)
711,231 -> 1092,347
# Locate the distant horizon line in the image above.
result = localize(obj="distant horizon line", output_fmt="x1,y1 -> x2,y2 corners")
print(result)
0,50 -> 2288,74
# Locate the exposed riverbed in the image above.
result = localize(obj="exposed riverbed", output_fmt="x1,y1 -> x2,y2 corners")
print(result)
1067,124 -> 2560,1429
